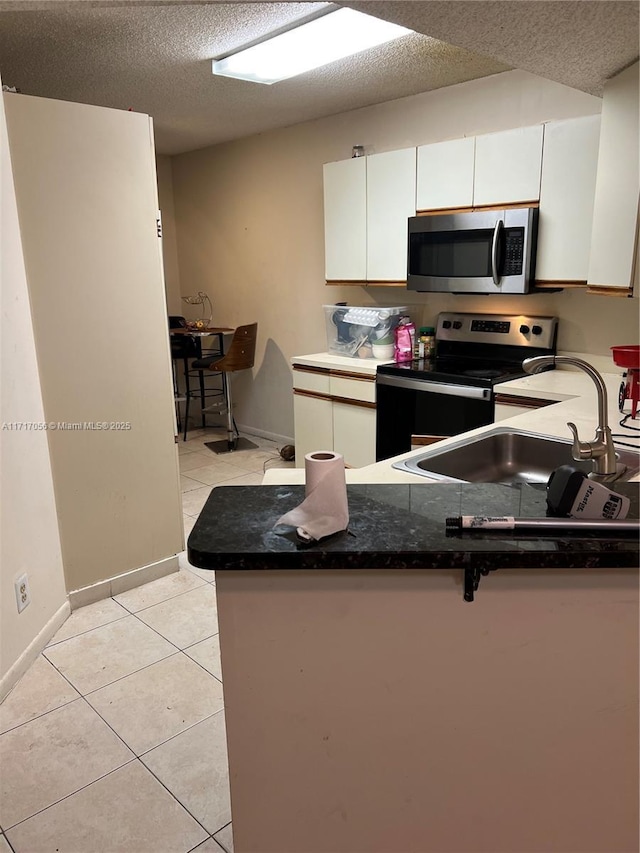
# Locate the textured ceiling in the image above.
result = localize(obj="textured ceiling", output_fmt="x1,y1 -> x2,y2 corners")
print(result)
345,1 -> 640,97
0,1 -> 637,155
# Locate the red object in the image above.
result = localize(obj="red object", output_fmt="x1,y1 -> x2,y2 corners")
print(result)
612,346 -> 640,418
611,345 -> 640,369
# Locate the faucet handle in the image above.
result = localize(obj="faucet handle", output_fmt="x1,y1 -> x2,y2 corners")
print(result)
567,422 -> 593,460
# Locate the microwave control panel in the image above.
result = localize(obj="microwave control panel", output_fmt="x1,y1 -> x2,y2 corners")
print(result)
503,228 -> 524,275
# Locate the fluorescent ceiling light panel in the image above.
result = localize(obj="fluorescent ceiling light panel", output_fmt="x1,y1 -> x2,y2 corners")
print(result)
211,8 -> 413,85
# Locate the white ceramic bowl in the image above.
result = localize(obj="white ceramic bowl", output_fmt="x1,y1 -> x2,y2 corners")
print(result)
371,343 -> 395,360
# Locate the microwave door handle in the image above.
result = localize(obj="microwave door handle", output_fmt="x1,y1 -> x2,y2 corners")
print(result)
491,219 -> 504,286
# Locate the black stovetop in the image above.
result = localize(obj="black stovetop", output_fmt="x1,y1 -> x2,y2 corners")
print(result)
376,357 -> 532,389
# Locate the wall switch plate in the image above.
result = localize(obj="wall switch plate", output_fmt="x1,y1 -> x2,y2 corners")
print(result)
15,573 -> 31,613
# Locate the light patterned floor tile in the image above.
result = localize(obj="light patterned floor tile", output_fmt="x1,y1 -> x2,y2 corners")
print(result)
184,635 -> 222,682
189,838 -> 225,853
178,441 -> 199,455
182,474 -> 207,492
0,835 -> 11,852
135,584 -> 218,649
0,656 -> 79,735
47,597 -> 129,646
214,823 -> 234,853
182,485 -> 213,517
183,514 -> 197,536
178,552 -> 216,583
179,451 -> 219,473
86,654 -> 224,755
43,616 -> 176,695
223,448 -> 280,473
0,699 -> 133,829
113,568 -> 205,613
182,461 -> 249,487
5,760 -> 208,853
218,472 -> 265,486
142,710 -> 230,834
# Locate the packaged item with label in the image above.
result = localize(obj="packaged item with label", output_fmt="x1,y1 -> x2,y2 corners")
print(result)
394,318 -> 415,363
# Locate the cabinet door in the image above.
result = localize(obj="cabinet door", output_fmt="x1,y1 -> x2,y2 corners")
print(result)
494,403 -> 538,421
4,94 -> 183,591
474,125 -> 544,206
416,137 -> 475,210
332,402 -> 376,468
366,147 -> 416,281
293,393 -> 333,468
536,115 -> 601,282
587,61 -> 639,292
323,157 -> 366,281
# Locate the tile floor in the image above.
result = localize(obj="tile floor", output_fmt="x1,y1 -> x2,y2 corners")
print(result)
0,428 -> 294,853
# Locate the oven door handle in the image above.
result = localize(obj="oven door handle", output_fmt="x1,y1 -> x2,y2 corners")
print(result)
491,219 -> 504,286
377,374 -> 492,400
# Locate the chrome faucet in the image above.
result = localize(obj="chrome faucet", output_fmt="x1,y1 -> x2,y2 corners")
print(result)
522,355 -> 623,482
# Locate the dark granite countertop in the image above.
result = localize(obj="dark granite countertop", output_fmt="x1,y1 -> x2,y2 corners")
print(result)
188,482 -> 640,576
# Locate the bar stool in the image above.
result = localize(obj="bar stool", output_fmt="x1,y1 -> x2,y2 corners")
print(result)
168,316 -> 198,434
193,322 -> 258,453
182,332 -> 225,440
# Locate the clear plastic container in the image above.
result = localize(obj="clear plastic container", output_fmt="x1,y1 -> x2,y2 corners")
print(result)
324,305 -> 409,358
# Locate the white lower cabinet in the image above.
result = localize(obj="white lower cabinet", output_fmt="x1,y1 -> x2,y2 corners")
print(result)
293,365 -> 377,467
332,402 -> 376,468
293,393 -> 334,461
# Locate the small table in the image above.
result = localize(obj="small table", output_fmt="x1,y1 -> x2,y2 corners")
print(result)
169,327 -> 234,436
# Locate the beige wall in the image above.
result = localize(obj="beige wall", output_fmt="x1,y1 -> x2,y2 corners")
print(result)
170,70 -> 639,442
0,83 -> 68,692
218,567 -> 638,853
156,154 -> 182,315
5,93 -> 184,594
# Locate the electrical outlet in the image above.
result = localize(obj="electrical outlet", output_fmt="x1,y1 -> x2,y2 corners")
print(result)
15,573 -> 31,613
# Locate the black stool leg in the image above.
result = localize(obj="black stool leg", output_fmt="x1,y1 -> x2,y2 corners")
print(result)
223,372 -> 235,451
183,358 -> 191,441
198,369 -> 206,429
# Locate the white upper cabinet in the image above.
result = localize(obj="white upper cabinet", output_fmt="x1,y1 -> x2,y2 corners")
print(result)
416,137 -> 475,210
587,61 -> 639,292
323,157 -> 366,281
366,147 -> 416,281
473,125 -> 544,206
536,115 -> 601,282
323,148 -> 415,283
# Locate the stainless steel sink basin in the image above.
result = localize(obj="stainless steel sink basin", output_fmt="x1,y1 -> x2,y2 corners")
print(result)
392,427 -> 640,484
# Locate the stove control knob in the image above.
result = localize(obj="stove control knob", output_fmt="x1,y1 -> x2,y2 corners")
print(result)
453,321 -> 462,330
519,324 -> 530,334
442,320 -> 452,329
531,325 -> 543,335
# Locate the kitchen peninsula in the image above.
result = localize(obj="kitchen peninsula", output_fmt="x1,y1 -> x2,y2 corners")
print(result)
189,366 -> 639,853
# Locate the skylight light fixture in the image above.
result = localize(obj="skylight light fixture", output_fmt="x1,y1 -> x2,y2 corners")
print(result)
211,8 -> 413,85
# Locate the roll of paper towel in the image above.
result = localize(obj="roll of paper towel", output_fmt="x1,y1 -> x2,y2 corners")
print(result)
275,451 -> 349,541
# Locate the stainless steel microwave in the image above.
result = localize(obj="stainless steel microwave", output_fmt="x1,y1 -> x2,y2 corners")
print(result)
407,207 -> 539,294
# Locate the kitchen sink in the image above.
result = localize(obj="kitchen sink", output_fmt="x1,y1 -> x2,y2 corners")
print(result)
392,427 -> 640,485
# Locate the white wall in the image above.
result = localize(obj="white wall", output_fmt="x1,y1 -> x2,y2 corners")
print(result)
156,154 -> 182,315
170,70 -> 639,441
0,82 -> 68,694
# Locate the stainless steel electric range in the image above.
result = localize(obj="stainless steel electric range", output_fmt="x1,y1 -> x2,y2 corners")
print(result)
375,312 -> 558,461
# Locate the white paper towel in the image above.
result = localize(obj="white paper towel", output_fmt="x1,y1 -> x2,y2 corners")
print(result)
275,451 -> 349,541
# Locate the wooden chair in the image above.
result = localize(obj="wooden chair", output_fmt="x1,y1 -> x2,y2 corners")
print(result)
198,322 -> 258,453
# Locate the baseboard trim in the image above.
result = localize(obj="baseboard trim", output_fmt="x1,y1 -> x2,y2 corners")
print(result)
0,600 -> 71,703
68,554 -> 179,610
236,423 -> 294,447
